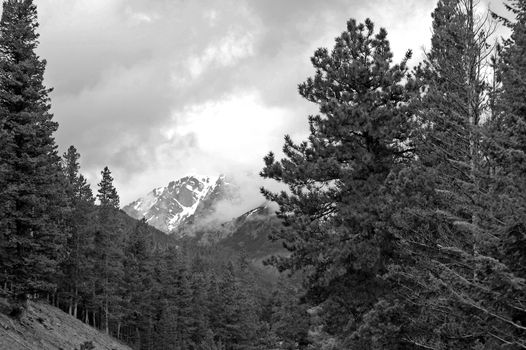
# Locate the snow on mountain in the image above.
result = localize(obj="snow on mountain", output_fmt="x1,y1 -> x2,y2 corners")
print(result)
123,174 -> 238,234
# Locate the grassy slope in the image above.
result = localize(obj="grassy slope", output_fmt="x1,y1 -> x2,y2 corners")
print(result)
0,298 -> 131,350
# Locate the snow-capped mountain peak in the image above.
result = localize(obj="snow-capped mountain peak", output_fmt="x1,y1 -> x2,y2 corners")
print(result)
123,174 -> 236,234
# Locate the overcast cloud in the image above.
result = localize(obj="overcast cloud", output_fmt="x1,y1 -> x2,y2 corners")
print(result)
26,0 -> 505,205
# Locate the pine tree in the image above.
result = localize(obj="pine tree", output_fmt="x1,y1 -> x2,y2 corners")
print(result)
415,0 -> 491,234
187,272 -> 211,348
152,246 -> 193,349
97,166 -> 119,209
0,0 -> 68,300
386,1 -> 526,348
389,0 -> 491,346
59,145 -> 95,317
269,283 -> 310,349
94,166 -> 123,334
173,259 -> 193,349
121,219 -> 154,346
62,146 -> 94,203
494,0 -> 526,231
156,302 -> 179,350
261,17 -> 417,345
151,248 -> 176,350
485,0 -> 526,346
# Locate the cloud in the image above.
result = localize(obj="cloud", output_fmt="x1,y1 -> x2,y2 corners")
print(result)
169,91 -> 289,164
187,30 -> 255,78
28,0 -> 491,205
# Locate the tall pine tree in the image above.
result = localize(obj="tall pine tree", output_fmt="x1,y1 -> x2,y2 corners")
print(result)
60,145 -> 94,317
387,1 -> 526,348
487,0 -> 526,346
97,166 -> 119,209
494,0 -> 526,231
94,166 -> 123,334
0,0 -> 68,300
261,18 -> 417,346
121,219 -> 154,346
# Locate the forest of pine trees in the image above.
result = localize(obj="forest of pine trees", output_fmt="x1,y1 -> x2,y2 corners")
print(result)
0,0 -> 525,349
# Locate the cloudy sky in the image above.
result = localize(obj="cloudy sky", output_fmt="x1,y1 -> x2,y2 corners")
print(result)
30,0 -> 505,206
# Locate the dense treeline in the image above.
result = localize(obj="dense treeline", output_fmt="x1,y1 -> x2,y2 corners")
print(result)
0,1 -> 303,349
262,0 -> 526,349
39,145 -> 297,349
1,0 -> 526,349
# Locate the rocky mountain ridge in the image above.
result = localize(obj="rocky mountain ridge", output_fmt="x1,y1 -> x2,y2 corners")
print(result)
123,174 -> 240,234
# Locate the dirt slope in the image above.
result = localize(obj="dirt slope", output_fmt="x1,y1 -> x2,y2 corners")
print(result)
0,298 -> 132,350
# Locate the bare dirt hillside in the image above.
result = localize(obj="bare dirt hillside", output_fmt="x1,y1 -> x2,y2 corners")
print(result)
0,298 -> 132,350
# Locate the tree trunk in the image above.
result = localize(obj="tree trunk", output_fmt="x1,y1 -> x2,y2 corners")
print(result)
104,298 -> 109,334
73,288 -> 78,318
136,326 -> 141,350
464,0 -> 481,282
68,297 -> 72,315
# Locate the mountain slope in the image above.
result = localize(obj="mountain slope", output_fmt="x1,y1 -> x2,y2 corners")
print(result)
0,298 -> 131,350
115,207 -> 175,247
217,204 -> 286,259
173,203 -> 286,262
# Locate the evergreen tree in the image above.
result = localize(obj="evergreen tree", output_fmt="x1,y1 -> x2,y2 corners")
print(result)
172,258 -> 193,349
62,145 -> 94,204
261,17 -> 417,345
494,0 -> 526,230
388,0 -> 491,347
156,302 -> 179,350
486,0 -> 526,346
187,272 -> 211,348
152,246 -> 189,349
270,283 -> 310,349
97,166 -> 119,209
387,1 -> 526,348
94,166 -> 123,334
121,219 -> 154,347
60,145 -> 95,317
0,0 -> 68,299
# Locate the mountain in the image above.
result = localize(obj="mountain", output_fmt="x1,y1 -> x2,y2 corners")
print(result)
123,174 -> 286,275
123,174 -> 239,235
197,204 -> 279,250
122,174 -> 283,254
216,203 -> 287,260
173,202 -> 287,267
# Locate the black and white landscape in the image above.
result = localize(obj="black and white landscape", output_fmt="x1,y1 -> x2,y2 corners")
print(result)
1,0 -> 525,349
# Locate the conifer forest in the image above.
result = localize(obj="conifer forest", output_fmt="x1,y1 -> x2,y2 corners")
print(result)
1,0 -> 526,349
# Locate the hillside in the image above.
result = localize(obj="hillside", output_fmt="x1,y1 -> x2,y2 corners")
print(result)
115,208 -> 175,248
0,298 -> 131,350
215,205 -> 286,260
